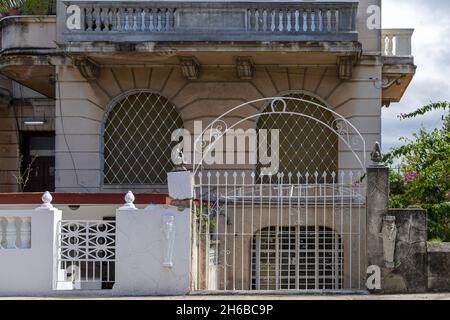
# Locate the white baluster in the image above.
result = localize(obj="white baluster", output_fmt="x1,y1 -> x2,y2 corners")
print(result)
278,10 -> 283,32
294,10 -> 300,32
0,217 -> 4,249
262,10 -> 268,32
270,10 -> 276,32
5,217 -> 17,249
20,217 -> 31,249
254,9 -> 260,32
86,8 -> 93,31
94,8 -> 101,32
386,35 -> 394,56
136,8 -> 142,31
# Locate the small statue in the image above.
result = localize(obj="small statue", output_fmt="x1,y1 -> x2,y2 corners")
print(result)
382,216 -> 397,269
172,148 -> 187,172
162,215 -> 176,268
371,141 -> 383,164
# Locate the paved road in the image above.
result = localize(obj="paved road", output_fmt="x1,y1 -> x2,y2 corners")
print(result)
1,293 -> 449,300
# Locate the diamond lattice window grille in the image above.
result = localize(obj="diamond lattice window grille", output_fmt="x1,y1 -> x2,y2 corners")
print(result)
256,93 -> 338,183
103,91 -> 183,185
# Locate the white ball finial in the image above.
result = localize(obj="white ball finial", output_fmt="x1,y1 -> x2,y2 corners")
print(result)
36,191 -> 54,210
125,191 -> 135,204
42,191 -> 52,204
119,191 -> 137,210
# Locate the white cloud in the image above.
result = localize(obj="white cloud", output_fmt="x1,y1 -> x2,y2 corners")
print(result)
381,0 -> 450,151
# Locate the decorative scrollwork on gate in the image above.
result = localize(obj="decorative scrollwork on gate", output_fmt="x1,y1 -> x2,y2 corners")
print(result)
193,95 -> 366,175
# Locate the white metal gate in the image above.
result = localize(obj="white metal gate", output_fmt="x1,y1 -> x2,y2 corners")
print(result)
55,220 -> 116,290
191,96 -> 366,292
192,170 -> 365,292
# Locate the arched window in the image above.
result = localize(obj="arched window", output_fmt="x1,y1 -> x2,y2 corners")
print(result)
102,91 -> 183,185
256,92 -> 338,182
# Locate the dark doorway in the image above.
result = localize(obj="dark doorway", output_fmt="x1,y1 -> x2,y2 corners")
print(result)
20,132 -> 55,192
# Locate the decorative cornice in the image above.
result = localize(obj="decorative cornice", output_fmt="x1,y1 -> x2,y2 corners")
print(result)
74,57 -> 100,80
236,57 -> 255,80
178,56 -> 201,80
381,75 -> 404,89
337,56 -> 356,80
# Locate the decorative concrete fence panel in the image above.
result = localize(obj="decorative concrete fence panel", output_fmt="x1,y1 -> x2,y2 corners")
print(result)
113,192 -> 191,296
0,193 -> 62,296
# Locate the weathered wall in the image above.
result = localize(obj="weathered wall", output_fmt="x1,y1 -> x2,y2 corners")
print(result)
0,76 -> 16,192
366,164 -> 429,294
0,105 -> 19,192
427,243 -> 450,292
0,16 -> 56,51
380,208 -> 428,293
0,98 -> 55,192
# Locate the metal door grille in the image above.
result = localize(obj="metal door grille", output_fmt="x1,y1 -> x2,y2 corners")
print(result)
251,226 -> 343,290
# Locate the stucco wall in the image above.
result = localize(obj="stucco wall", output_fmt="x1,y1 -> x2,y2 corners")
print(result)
0,99 -> 55,192
357,0 -> 382,54
0,16 -> 56,51
379,208 -> 428,294
0,105 -> 19,192
55,61 -> 382,192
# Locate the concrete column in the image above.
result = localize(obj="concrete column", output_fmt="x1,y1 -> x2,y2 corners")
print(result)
366,165 -> 390,269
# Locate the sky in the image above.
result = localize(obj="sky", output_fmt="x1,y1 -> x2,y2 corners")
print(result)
382,0 -> 450,151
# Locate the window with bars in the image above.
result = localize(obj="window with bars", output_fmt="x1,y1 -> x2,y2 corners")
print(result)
103,91 -> 183,185
256,92 -> 338,183
251,226 -> 343,290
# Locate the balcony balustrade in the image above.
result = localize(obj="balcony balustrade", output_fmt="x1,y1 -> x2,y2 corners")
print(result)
61,1 -> 358,42
382,29 -> 414,57
0,216 -> 31,249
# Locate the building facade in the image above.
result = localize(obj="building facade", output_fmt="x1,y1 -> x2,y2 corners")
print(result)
0,1 -> 427,295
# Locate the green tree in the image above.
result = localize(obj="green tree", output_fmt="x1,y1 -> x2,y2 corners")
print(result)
22,0 -> 49,15
384,102 -> 450,242
0,0 -> 24,14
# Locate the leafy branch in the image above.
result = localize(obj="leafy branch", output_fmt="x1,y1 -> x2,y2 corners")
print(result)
399,101 -> 450,120
12,154 -> 37,192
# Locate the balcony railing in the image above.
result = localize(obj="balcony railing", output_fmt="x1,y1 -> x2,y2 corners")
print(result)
62,1 -> 359,42
382,29 -> 414,57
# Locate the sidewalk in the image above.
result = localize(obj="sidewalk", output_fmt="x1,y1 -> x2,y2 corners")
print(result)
1,293 -> 449,300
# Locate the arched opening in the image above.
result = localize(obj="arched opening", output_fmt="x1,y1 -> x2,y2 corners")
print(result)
256,92 -> 338,183
251,226 -> 343,290
102,90 -> 183,186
